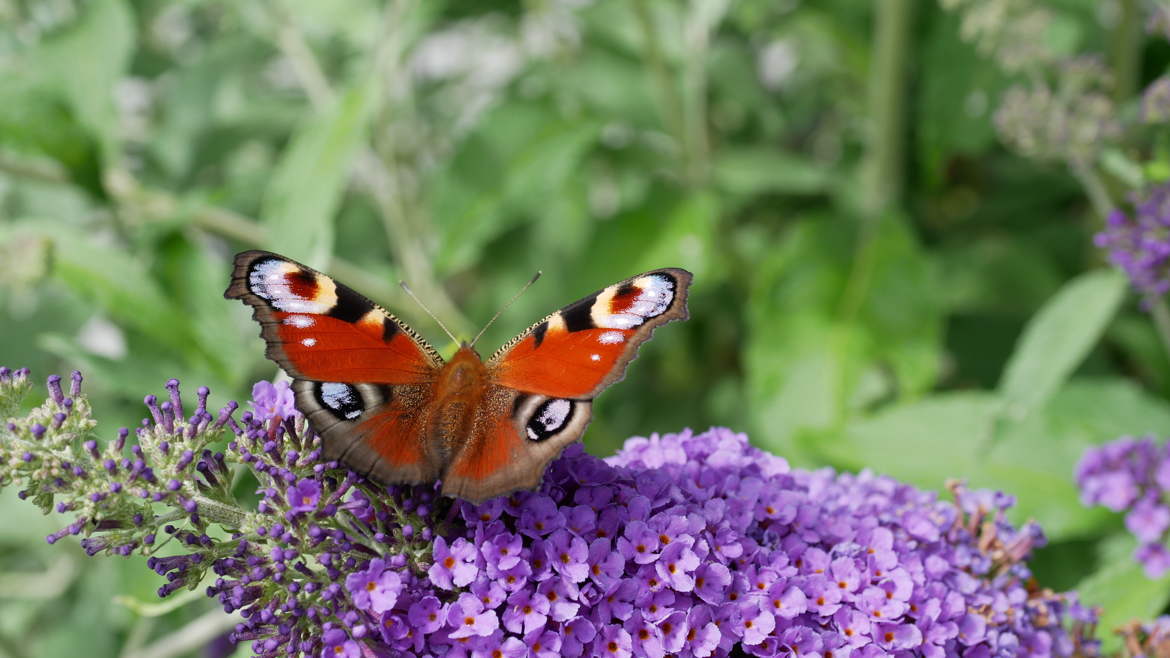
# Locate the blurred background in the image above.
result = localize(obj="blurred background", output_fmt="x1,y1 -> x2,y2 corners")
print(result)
3,0 -> 1170,655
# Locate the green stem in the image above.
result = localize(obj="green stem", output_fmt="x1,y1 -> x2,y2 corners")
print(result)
860,0 -> 915,217
1069,157 -> 1115,218
1108,0 -> 1142,102
1148,297 -> 1170,363
681,2 -> 720,185
0,151 -> 68,185
840,0 -> 915,323
632,0 -> 689,178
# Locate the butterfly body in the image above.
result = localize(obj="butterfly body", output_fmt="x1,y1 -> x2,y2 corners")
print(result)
227,250 -> 691,502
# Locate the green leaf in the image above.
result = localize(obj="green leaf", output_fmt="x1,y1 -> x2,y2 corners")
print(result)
1077,534 -> 1170,654
261,78 -> 380,264
37,0 -> 135,159
29,228 -> 198,358
713,147 -> 832,197
997,269 -> 1126,423
816,391 -> 1000,484
821,377 -> 1170,541
852,214 -> 942,397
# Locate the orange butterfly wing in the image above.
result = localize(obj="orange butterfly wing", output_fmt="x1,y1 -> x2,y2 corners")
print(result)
440,268 -> 692,501
226,251 -> 444,483
225,251 -> 441,383
488,268 -> 692,397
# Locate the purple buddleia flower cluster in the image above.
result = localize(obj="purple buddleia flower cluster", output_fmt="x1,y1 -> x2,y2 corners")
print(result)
1094,184 -> 1170,302
1076,435 -> 1170,578
362,430 -> 1097,658
1,368 -> 1103,657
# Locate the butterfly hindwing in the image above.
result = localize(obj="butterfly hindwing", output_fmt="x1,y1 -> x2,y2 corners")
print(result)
488,267 -> 692,399
292,380 -> 444,485
225,250 -> 441,383
441,387 -> 592,502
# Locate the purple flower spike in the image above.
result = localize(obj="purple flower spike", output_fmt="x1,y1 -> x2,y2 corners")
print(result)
46,374 -> 64,405
1096,184 -> 1170,304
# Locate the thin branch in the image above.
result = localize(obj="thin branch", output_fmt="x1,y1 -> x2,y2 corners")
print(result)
839,0 -> 916,324
681,0 -> 721,184
272,5 -> 336,109
0,151 -> 70,185
1069,157 -> 1116,219
102,168 -> 413,313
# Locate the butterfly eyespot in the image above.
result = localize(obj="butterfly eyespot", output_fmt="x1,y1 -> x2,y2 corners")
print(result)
316,382 -> 364,420
525,398 -> 574,441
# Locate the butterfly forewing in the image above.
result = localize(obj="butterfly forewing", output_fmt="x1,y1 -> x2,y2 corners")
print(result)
226,251 -> 447,485
225,250 -> 441,383
487,268 -> 692,399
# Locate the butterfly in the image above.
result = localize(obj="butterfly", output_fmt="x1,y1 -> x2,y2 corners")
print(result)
225,250 -> 692,502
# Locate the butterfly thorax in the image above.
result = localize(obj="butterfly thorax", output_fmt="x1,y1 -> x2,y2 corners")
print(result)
429,345 -> 489,453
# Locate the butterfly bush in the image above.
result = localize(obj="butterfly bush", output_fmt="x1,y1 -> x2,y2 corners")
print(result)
1077,435 -> 1170,578
1095,183 -> 1170,302
0,366 -> 1102,657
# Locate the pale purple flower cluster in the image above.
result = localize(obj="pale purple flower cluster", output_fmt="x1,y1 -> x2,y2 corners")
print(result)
250,380 -> 296,421
329,428 -> 1099,657
1077,435 -> 1170,577
1095,184 -> 1170,301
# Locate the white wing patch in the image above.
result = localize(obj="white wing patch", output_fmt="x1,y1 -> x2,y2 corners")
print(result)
248,259 -> 338,314
598,331 -> 625,345
590,273 -> 676,330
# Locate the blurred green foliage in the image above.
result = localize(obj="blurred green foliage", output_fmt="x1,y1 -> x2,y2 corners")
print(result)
2,0 -> 1170,655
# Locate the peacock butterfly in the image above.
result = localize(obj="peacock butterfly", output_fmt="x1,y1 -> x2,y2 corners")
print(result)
225,250 -> 692,502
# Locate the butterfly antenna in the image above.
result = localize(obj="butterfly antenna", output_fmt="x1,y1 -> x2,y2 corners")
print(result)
470,270 -> 542,348
400,281 -> 460,345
